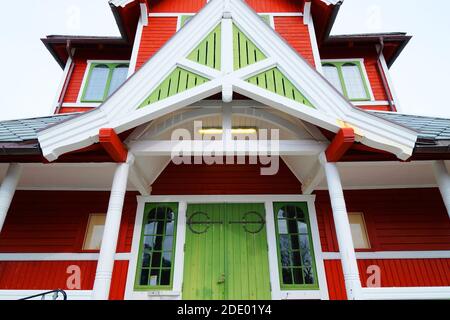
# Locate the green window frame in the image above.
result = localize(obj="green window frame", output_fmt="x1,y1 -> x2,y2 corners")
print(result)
134,203 -> 178,291
273,202 -> 319,290
321,60 -> 371,101
81,62 -> 129,103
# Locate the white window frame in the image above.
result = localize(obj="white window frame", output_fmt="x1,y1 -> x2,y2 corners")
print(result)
76,60 -> 131,104
321,58 -> 375,102
124,195 -> 329,300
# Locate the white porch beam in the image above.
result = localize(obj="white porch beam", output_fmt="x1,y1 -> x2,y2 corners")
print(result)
129,140 -> 327,157
320,153 -> 362,300
432,160 -> 450,218
92,154 -> 134,300
0,164 -> 22,233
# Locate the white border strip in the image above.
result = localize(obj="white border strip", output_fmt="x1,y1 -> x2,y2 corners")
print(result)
0,253 -> 131,261
322,251 -> 450,260
0,290 -> 92,300
361,287 -> 450,300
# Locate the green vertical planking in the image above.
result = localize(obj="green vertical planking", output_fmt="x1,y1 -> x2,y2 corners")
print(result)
233,24 -> 266,70
182,203 -> 271,300
187,24 -> 221,70
247,68 -> 315,108
139,68 -> 209,108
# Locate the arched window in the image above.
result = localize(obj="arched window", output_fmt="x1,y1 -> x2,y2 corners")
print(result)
107,64 -> 129,96
342,63 -> 368,100
135,203 -> 178,289
323,64 -> 344,94
274,202 -> 317,289
81,62 -> 129,102
321,60 -> 371,101
83,64 -> 110,102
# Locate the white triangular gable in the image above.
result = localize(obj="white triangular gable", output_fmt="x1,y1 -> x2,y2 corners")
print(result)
38,0 -> 417,161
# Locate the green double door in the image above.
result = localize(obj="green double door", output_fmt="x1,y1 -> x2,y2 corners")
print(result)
182,203 -> 271,300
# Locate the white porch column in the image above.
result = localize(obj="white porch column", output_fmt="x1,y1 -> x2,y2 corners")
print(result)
320,154 -> 362,300
92,154 -> 134,300
0,164 -> 22,233
432,160 -> 450,218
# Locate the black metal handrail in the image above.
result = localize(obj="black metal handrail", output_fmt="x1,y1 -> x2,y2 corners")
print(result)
19,289 -> 68,300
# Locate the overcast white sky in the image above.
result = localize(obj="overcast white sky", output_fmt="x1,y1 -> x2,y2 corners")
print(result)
0,0 -> 449,121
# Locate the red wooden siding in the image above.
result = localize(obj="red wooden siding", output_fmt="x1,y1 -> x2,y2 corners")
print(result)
63,59 -> 86,103
245,0 -> 303,12
149,0 -> 206,13
0,191 -> 137,253
148,0 -> 302,13
315,189 -> 450,252
151,159 -> 302,195
274,16 -> 315,67
136,17 -> 178,70
0,260 -> 128,299
364,56 -> 389,101
325,259 -> 450,300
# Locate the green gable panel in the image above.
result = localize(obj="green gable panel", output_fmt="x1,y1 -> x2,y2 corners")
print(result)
233,24 -> 266,70
139,68 -> 209,108
187,24 -> 221,70
247,68 -> 314,108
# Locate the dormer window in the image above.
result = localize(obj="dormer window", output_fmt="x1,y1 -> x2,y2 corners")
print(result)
322,60 -> 372,101
81,62 -> 129,103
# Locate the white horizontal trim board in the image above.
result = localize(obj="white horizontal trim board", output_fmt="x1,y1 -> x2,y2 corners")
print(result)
322,251 -> 450,260
361,287 -> 450,300
0,290 -> 92,300
0,252 -> 131,261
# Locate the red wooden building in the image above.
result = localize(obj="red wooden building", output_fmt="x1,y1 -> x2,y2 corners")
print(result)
0,0 -> 449,300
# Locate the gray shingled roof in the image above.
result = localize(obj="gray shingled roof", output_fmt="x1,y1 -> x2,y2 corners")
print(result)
371,112 -> 450,141
0,111 -> 450,151
0,114 -> 76,143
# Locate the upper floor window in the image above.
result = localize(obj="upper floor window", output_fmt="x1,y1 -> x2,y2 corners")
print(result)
274,202 -> 318,290
81,62 -> 129,102
322,60 -> 372,101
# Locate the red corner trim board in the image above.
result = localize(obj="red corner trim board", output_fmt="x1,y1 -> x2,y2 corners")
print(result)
325,128 -> 355,162
99,128 -> 128,163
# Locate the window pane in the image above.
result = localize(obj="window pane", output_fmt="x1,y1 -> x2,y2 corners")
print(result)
293,268 -> 304,285
140,269 -> 149,286
282,268 -> 293,284
303,267 -> 315,284
162,252 -> 172,268
349,213 -> 371,249
149,269 -> 159,286
142,252 -> 151,268
342,64 -> 368,100
83,214 -> 106,250
323,64 -> 344,93
160,269 -> 171,285
107,65 -> 128,97
84,65 -> 109,101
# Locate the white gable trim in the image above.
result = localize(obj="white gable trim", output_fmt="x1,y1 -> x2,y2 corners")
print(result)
38,0 -> 417,162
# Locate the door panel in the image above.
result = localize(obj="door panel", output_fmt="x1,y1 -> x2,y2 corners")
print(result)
183,203 -> 271,300
183,204 -> 226,300
226,203 -> 271,300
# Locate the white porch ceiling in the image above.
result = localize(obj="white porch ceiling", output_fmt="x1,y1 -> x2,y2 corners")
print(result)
0,161 -> 443,192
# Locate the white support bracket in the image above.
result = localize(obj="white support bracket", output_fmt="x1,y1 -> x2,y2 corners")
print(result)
129,159 -> 151,196
302,162 -> 324,195
0,164 -> 22,233
433,160 -> 450,219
